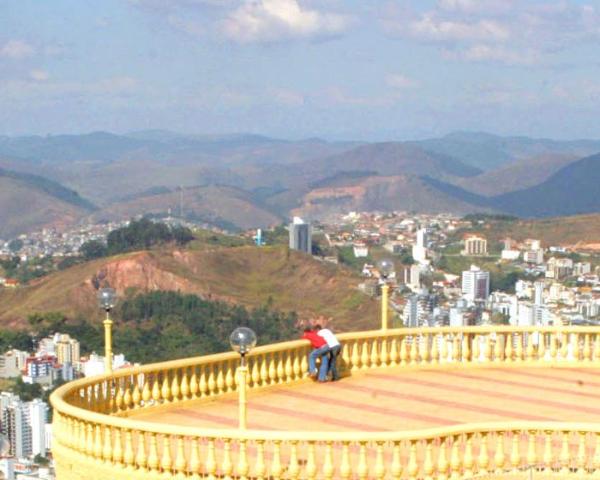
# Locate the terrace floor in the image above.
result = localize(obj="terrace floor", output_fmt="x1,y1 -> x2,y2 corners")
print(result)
129,366 -> 600,432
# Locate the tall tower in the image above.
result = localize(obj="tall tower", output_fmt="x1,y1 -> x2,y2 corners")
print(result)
289,217 -> 312,254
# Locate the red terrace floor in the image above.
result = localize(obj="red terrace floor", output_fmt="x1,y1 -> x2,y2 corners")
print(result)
129,366 -> 600,431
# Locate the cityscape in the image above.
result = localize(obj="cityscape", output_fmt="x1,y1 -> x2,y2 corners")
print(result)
3,0 -> 600,478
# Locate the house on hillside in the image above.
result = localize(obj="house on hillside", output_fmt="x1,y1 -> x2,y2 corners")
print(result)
3,279 -> 19,288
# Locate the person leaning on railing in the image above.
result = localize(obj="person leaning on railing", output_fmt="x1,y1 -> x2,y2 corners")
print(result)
314,324 -> 341,381
301,327 -> 330,382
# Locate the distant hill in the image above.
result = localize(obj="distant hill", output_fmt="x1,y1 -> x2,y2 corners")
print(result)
0,171 -> 95,238
414,131 -> 600,171
0,245 -> 379,331
452,153 -> 579,196
293,174 -> 493,220
92,185 -> 282,231
461,213 -> 600,248
308,142 -> 481,180
492,153 -> 600,217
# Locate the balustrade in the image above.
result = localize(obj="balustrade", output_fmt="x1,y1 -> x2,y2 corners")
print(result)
51,326 -> 600,479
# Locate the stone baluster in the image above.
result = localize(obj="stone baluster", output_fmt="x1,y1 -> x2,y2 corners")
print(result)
462,334 -> 471,363
407,440 -> 418,480
254,441 -> 266,480
494,333 -> 503,363
174,436 -> 187,478
288,441 -> 300,479
399,337 -> 408,366
463,434 -> 474,477
370,340 -> 380,367
423,440 -> 434,480
576,431 -> 587,475
205,439 -> 217,480
160,435 -> 173,475
270,441 -> 283,480
340,443 -> 352,480
494,432 -> 506,473
389,337 -> 399,366
438,438 -> 449,480
123,430 -> 135,470
380,338 -> 389,366
543,430 -> 553,473
276,353 -> 285,383
351,341 -> 361,370
584,334 -> 592,362
323,442 -> 335,480
161,374 -> 171,403
216,366 -> 225,393
361,340 -> 370,369
560,431 -> 571,473
358,442 -> 369,480
391,442 -> 403,480
221,439 -> 233,480
135,432 -> 147,471
189,438 -> 201,480
410,337 -> 419,364
147,433 -> 160,473
237,440 -> 249,480
305,442 -> 317,480
189,368 -> 199,398
449,436 -> 461,480
526,430 -> 537,469
472,334 -> 480,363
199,367 -> 208,397
478,432 -> 489,476
510,431 -> 521,471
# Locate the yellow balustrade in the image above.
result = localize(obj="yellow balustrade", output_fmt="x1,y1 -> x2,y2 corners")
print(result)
51,326 -> 600,479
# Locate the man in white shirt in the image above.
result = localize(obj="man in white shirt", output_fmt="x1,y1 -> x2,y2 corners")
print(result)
315,324 -> 341,381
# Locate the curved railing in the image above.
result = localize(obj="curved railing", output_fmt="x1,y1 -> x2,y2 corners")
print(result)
51,326 -> 600,479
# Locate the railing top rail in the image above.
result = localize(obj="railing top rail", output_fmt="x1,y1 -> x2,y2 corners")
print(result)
63,325 -> 600,382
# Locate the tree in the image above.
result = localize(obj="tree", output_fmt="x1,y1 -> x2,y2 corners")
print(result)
10,378 -> 42,402
8,239 -> 23,252
80,240 -> 108,260
33,454 -> 50,466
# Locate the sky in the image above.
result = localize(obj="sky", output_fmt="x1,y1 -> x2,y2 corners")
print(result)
2,0 -> 600,141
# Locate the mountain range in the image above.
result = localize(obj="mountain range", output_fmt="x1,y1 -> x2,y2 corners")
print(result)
1,130 -> 600,237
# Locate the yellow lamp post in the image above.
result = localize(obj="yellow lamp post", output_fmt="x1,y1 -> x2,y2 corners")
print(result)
377,259 -> 395,331
230,327 -> 257,429
97,288 -> 117,374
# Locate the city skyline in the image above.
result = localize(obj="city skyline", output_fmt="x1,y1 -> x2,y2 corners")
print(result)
2,1 -> 600,140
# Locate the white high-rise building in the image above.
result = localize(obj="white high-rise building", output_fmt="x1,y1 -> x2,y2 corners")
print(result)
0,394 -> 49,458
461,265 -> 490,302
289,217 -> 312,254
412,228 -> 427,263
28,399 -> 48,457
534,281 -> 544,306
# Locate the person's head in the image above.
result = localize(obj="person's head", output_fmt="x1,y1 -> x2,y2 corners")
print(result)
314,324 -> 322,331
303,327 -> 313,333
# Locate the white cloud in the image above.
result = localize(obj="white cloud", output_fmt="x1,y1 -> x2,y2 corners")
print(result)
386,74 -> 419,89
384,2 -> 600,66
437,0 -> 514,15
450,44 -> 539,65
0,40 -> 34,59
271,88 -> 305,106
222,0 -> 352,43
408,14 -> 509,42
29,70 -> 49,82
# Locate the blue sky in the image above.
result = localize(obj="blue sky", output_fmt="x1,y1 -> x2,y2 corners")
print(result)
2,0 -> 600,140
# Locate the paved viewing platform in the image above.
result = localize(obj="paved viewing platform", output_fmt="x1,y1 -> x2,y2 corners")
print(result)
51,326 -> 600,479
131,366 -> 600,432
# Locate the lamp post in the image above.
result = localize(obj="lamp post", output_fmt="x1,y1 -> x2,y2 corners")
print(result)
377,259 -> 395,331
230,327 -> 257,430
97,288 -> 117,374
